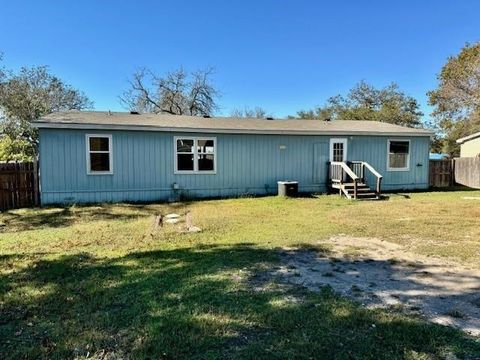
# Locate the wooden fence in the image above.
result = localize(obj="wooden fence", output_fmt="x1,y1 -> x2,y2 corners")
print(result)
454,157 -> 480,189
429,157 -> 480,188
429,159 -> 454,187
0,162 -> 39,211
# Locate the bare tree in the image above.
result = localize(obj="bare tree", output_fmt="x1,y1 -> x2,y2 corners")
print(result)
230,106 -> 271,119
120,67 -> 219,116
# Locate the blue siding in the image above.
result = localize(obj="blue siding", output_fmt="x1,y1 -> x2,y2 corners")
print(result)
39,129 -> 430,204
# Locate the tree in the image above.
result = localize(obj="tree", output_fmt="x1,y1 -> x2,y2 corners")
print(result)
230,106 -> 271,119
0,135 -> 34,162
120,67 -> 219,116
0,62 -> 92,153
428,42 -> 480,156
294,81 -> 424,127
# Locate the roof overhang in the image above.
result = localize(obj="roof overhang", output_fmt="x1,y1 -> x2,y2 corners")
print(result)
456,132 -> 480,144
32,121 -> 434,137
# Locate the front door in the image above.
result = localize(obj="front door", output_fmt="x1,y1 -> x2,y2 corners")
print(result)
329,138 -> 348,163
330,138 -> 348,182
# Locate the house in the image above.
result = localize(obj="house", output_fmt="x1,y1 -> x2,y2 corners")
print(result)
33,111 -> 433,204
456,132 -> 480,157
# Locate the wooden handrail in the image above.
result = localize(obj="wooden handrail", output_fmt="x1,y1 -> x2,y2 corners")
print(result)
329,162 -> 359,199
362,162 -> 382,194
330,162 -> 359,181
329,161 -> 383,199
348,161 -> 364,182
352,161 -> 383,195
363,162 -> 383,179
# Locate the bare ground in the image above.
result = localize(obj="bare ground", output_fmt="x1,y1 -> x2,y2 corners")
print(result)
271,236 -> 480,336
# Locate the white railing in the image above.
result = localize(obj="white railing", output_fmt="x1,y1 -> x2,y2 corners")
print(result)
329,162 -> 360,198
329,161 -> 383,198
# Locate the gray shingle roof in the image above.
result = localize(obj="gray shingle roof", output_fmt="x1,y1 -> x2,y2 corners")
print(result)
33,111 -> 433,137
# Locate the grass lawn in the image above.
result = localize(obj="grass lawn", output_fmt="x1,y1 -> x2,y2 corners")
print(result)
1,190 -> 480,359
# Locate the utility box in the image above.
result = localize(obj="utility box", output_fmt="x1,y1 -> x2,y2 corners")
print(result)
277,181 -> 299,197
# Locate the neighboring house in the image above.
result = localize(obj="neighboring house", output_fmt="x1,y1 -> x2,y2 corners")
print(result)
33,111 -> 432,204
456,132 -> 480,157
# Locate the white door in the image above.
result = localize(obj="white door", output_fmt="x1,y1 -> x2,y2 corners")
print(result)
329,138 -> 348,163
329,138 -> 348,182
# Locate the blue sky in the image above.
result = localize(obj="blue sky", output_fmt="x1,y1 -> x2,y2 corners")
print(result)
1,1 -> 479,119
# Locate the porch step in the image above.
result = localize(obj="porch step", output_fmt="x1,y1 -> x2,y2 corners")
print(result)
345,192 -> 379,200
345,189 -> 377,195
328,161 -> 383,201
335,182 -> 380,200
343,184 -> 369,190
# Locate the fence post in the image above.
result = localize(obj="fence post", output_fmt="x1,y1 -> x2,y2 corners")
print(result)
15,162 -> 20,209
33,156 -> 40,206
450,158 -> 455,186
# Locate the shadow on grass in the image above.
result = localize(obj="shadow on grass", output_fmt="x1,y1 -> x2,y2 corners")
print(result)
383,185 -> 480,197
0,204 -> 170,232
1,245 -> 479,359
429,185 -> 480,192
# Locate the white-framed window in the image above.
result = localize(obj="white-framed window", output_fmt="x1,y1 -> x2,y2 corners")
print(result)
174,136 -> 216,174
86,134 -> 113,175
387,139 -> 410,171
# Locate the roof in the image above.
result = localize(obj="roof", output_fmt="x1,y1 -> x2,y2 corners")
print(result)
429,153 -> 449,160
457,131 -> 480,144
33,111 -> 434,137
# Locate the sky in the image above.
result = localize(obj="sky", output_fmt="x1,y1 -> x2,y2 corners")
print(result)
0,0 -> 479,120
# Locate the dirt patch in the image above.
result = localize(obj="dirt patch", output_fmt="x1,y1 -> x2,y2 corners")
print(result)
272,236 -> 480,336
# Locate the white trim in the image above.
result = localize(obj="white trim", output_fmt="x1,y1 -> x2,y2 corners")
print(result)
387,139 -> 410,172
329,138 -> 348,162
174,136 -> 217,175
32,122 -> 434,137
457,131 -> 480,144
86,134 -> 113,175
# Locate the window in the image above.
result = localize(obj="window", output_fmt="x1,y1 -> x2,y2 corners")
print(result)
86,134 -> 113,174
175,137 -> 216,174
387,139 -> 410,171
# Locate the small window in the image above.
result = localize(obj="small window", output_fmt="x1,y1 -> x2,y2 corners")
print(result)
387,140 -> 410,171
86,134 -> 112,174
174,137 -> 216,174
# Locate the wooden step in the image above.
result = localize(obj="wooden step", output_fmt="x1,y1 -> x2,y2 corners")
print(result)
328,161 -> 383,200
341,182 -> 366,187
356,192 -> 378,198
332,183 -> 368,190
339,183 -> 380,200
344,187 -> 373,193
330,181 -> 381,200
345,192 -> 379,200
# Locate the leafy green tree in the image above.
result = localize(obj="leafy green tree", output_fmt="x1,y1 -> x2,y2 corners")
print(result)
294,81 -> 424,127
428,42 -> 480,156
0,135 -> 34,162
0,59 -> 92,154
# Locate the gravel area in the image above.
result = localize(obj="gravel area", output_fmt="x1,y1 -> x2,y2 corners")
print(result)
273,236 -> 480,336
